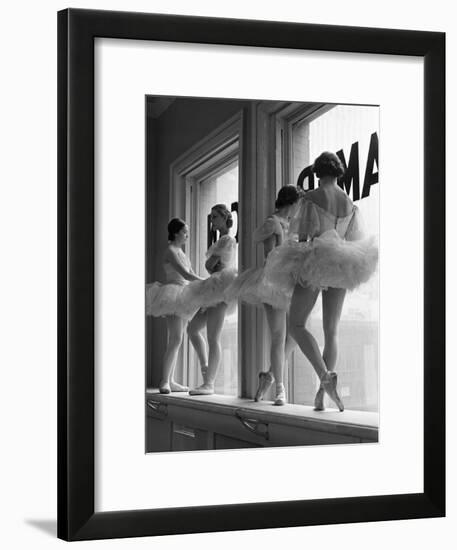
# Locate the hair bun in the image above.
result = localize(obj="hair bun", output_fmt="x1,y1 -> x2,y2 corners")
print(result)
167,217 -> 186,241
275,185 -> 300,209
312,151 -> 345,179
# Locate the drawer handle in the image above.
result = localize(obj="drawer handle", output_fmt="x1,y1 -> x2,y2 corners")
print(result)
173,425 -> 196,438
236,413 -> 269,440
147,400 -> 168,419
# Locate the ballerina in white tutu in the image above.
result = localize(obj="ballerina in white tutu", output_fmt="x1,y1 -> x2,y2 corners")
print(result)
264,152 -> 378,411
146,218 -> 204,394
227,185 -> 301,405
187,204 -> 237,396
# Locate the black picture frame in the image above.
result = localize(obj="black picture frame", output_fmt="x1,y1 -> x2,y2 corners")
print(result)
58,8 -> 445,541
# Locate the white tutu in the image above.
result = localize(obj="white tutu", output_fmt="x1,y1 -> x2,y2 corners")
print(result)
226,266 -> 293,311
262,239 -> 305,289
180,234 -> 238,315
145,282 -> 199,319
264,230 -> 378,291
225,213 -> 292,310
184,267 -> 238,313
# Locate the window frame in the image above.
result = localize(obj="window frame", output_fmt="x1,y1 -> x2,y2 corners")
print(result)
169,112 -> 243,390
187,155 -> 239,278
185,157 -> 240,392
275,103 -> 380,411
166,102 -> 379,421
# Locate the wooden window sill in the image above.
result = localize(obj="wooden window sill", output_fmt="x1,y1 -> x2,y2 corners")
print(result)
146,388 -> 378,444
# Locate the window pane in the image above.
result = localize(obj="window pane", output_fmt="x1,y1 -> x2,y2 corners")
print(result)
291,106 -> 379,412
190,161 -> 239,395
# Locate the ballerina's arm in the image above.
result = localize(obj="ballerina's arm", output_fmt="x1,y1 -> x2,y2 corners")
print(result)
205,254 -> 221,274
166,248 -> 204,281
254,217 -> 283,259
205,235 -> 236,273
345,206 -> 365,241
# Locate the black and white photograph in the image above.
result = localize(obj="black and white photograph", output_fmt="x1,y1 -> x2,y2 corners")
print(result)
145,97 -> 380,452
0,0 -> 449,546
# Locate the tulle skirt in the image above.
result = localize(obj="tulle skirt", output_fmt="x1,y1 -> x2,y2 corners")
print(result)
184,267 -> 238,314
145,282 -> 199,320
226,267 -> 293,311
264,230 -> 378,291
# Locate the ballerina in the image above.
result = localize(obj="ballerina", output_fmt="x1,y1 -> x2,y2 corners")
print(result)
227,185 -> 301,405
146,218 -> 204,394
264,152 -> 378,411
186,204 -> 237,396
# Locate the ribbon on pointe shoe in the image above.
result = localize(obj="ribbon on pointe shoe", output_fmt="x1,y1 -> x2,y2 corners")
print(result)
321,372 -> 344,412
314,384 -> 325,411
254,371 -> 275,402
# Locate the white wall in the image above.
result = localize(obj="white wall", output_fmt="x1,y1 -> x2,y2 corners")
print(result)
0,1 -> 453,549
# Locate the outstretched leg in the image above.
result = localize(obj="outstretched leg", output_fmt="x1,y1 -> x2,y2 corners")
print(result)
288,284 -> 326,379
160,315 -> 187,393
289,283 -> 344,411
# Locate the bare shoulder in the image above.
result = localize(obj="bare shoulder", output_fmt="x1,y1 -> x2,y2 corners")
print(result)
335,187 -> 355,211
305,186 -> 353,216
302,188 -> 324,208
303,188 -> 320,201
266,215 -> 282,232
164,246 -> 179,262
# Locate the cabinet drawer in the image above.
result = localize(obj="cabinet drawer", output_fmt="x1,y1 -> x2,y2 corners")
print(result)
214,434 -> 260,449
146,416 -> 172,452
268,422 -> 360,446
171,424 -> 211,451
167,405 -> 270,447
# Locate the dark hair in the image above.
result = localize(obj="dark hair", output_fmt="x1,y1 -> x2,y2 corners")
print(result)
212,204 -> 233,228
167,217 -> 186,241
275,185 -> 300,209
312,151 -> 345,179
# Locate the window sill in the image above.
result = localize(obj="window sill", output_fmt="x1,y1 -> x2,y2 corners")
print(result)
146,388 -> 378,445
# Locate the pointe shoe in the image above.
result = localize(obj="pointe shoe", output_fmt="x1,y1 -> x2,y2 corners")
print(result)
169,381 -> 189,392
159,382 -> 171,394
254,372 -> 275,402
189,384 -> 214,396
274,384 -> 286,406
314,384 -> 325,411
321,372 -> 344,412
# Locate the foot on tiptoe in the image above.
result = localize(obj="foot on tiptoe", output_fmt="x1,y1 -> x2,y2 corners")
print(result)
159,381 -> 171,394
169,381 -> 189,392
274,383 -> 286,406
189,383 -> 215,396
321,372 -> 344,412
254,371 -> 275,402
314,384 -> 325,411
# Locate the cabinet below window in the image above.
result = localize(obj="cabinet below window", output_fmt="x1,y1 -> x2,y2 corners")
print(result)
145,390 -> 378,452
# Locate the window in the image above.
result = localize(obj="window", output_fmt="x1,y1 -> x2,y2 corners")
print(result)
287,105 -> 379,412
188,162 -> 239,395
164,102 -> 378,414
167,112 -> 242,397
